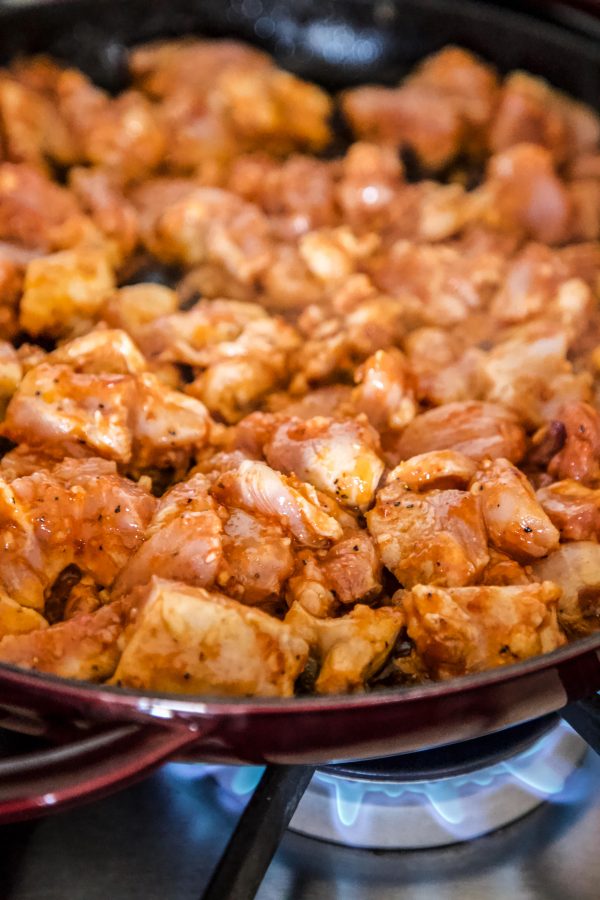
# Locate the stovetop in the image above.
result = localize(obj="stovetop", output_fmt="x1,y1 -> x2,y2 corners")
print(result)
1,735 -> 599,900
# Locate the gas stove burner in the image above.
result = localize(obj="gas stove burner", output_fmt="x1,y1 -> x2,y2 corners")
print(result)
172,716 -> 587,851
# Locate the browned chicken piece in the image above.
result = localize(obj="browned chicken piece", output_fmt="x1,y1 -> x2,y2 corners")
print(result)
389,401 -> 526,466
145,187 -> 273,284
479,324 -> 591,429
0,457 -> 155,610
264,415 -> 384,511
387,451 -> 477,492
471,458 -> 559,560
352,348 -> 417,432
532,541 -> 600,634
130,38 -> 271,99
285,601 -> 404,694
228,153 -> 338,239
218,507 -> 294,605
2,363 -> 211,468
336,142 -> 404,233
0,163 -> 80,250
368,240 -> 503,327
48,328 -> 146,375
402,326 -> 485,407
113,473 -> 223,598
398,582 -> 565,679
63,575 -> 103,620
0,75 -> 79,171
212,460 -> 343,548
19,247 -> 115,338
260,243 -> 328,312
320,530 -> 383,605
298,227 -> 379,288
266,385 -> 354,421
69,167 -> 139,263
480,144 -> 572,245
56,71 -> 165,182
547,401 -> 600,484
102,283 -> 179,341
367,480 -> 489,588
286,552 -> 338,619
0,340 -> 21,416
186,316 -> 300,424
342,47 -> 498,171
0,591 -> 48,639
0,600 -> 128,681
536,480 -> 600,542
488,72 -> 600,163
112,578 -> 308,696
480,549 -> 532,586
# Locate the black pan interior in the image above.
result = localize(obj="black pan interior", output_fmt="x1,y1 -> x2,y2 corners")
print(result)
0,0 -> 599,104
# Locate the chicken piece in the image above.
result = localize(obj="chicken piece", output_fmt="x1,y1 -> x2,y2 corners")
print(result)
2,363 -> 135,461
286,553 -> 338,619
0,446 -> 61,481
389,401 -> 526,466
48,329 -> 146,375
217,65 -> 332,154
342,47 -> 497,171
19,247 -> 115,338
489,72 -> 600,163
69,167 -> 139,263
0,163 -> 80,250
145,187 -> 272,283
57,71 -> 165,182
0,340 -> 22,416
228,153 -> 338,239
0,600 -> 128,681
387,451 -> 477,492
130,38 -> 271,99
102,283 -> 179,341
298,227 -> 379,287
285,602 -> 404,694
0,591 -> 48,639
367,481 -> 489,588
63,575 -> 103,620
0,75 -> 79,171
547,402 -> 600,484
266,385 -> 354,421
352,348 -> 417,432
368,240 -> 503,327
186,316 -> 299,424
480,144 -> 572,245
336,142 -> 404,233
212,460 -> 343,548
536,480 -> 600,542
320,530 -> 382,605
480,549 -> 532,586
264,415 -> 384,511
2,364 -> 210,468
471,458 -> 559,560
480,325 -> 590,429
112,578 -> 308,696
398,582 -> 565,679
532,541 -> 600,634
113,473 -> 223,597
218,507 -> 294,604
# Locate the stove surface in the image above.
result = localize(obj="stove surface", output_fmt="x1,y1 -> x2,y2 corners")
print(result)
2,736 -> 599,900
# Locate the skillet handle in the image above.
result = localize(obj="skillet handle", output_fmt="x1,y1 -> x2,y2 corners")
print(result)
0,721 -> 201,823
561,695 -> 600,754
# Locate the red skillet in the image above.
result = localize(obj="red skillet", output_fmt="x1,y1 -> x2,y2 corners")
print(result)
0,0 -> 600,827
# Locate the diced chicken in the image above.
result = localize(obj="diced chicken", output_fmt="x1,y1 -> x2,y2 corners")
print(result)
471,458 -> 559,560
265,415 -> 384,511
536,480 -> 600,542
19,247 -> 115,338
212,460 -> 343,548
387,450 -> 477,492
547,402 -> 600,484
0,340 -> 22,416
48,329 -> 146,374
285,601 -> 404,694
352,348 -> 417,432
102,283 -> 179,340
0,76 -> 79,170
112,578 -> 309,696
480,549 -> 532,586
113,473 -> 223,597
320,530 -> 382,605
398,582 -> 565,679
367,481 -> 489,588
532,541 -> 600,634
218,507 -> 294,604
389,401 -> 526,465
0,163 -> 80,250
0,600 -> 128,681
69,167 -> 139,263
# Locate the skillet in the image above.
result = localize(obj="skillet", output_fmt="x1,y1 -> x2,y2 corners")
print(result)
0,0 -> 599,835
